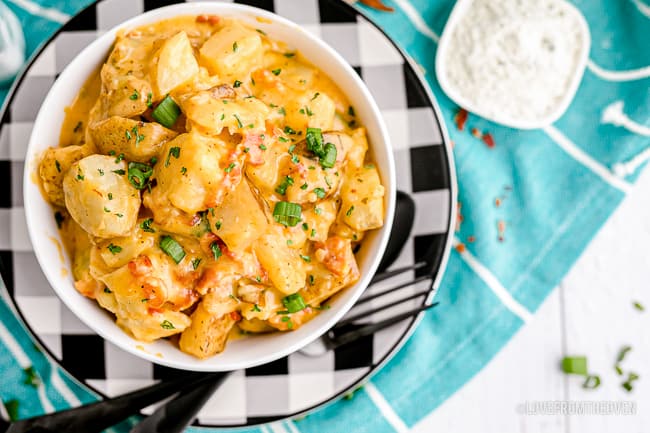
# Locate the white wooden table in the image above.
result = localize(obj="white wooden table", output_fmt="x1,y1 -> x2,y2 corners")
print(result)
412,166 -> 650,432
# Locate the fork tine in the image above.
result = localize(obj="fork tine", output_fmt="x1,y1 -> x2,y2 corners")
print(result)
356,275 -> 431,306
328,303 -> 439,350
370,261 -> 428,284
336,289 -> 431,327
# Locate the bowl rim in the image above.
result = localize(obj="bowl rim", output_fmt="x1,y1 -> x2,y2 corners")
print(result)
23,1 -> 396,371
435,0 -> 591,130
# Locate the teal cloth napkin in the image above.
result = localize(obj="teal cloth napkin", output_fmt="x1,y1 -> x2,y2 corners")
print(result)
1,0 -> 649,431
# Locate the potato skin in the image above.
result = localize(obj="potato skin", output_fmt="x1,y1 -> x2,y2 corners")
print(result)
63,155 -> 140,238
39,145 -> 87,207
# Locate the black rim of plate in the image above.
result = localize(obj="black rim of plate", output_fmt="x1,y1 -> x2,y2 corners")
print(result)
0,0 -> 457,427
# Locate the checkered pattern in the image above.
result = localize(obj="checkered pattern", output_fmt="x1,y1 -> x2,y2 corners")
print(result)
0,0 -> 452,427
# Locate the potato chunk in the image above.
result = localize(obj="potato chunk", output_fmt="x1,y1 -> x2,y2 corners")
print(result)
199,22 -> 263,79
39,145 -> 86,206
63,155 -> 140,238
89,117 -> 178,162
179,301 -> 237,358
181,91 -> 269,135
151,31 -> 199,97
208,179 -> 269,253
340,165 -> 385,231
254,231 -> 306,295
149,132 -> 225,214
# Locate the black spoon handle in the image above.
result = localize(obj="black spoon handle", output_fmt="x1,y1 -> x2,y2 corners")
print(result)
130,372 -> 230,433
4,372 -> 210,433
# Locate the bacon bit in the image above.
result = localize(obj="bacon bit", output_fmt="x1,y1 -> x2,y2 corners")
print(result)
455,202 -> 464,232
455,243 -> 466,253
241,134 -> 265,165
482,133 -> 496,148
497,220 -> 506,242
454,108 -> 468,131
495,198 -> 502,208
471,127 -> 482,138
359,0 -> 394,11
142,280 -> 166,308
467,236 -> 476,243
196,14 -> 220,25
230,311 -> 242,321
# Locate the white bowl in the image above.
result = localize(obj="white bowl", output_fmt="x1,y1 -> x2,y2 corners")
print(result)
24,2 -> 395,372
435,0 -> 591,130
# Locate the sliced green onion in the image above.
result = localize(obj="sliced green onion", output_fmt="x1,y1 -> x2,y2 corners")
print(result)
127,162 -> 153,190
152,95 -> 181,128
320,143 -> 337,168
561,356 -> 588,375
313,188 -> 326,199
210,241 -> 222,260
160,235 -> 186,264
306,127 -> 324,155
273,201 -> 302,227
282,293 -> 306,313
161,320 -> 175,330
582,375 -> 601,389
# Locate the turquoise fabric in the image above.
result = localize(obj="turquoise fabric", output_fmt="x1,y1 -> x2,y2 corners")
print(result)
1,0 -> 649,431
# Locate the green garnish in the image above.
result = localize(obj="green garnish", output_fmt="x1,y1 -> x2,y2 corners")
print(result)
210,242 -> 222,260
127,161 -> 153,190
273,201 -> 302,227
224,163 -> 236,173
271,68 -> 281,76
308,275 -> 315,285
113,169 -> 125,175
300,183 -> 308,190
284,125 -> 296,135
561,356 -> 588,375
129,89 -> 139,100
346,206 -> 355,217
233,80 -> 242,88
114,153 -> 125,163
146,92 -> 153,107
300,255 -> 311,262
23,366 -> 41,387
152,95 -> 181,128
311,92 -> 320,100
302,223 -> 309,231
275,176 -> 294,195
284,52 -> 295,58
97,168 -> 104,176
165,146 -> 181,167
251,304 -> 261,312
348,106 -> 355,117
582,375 -> 601,389
232,41 -> 238,52
215,220 -> 222,230
55,160 -> 61,173
107,243 -> 122,254
160,235 -> 185,264
161,320 -> 175,330
233,114 -> 243,128
633,301 -> 645,311
180,166 -> 187,175
278,107 -> 286,116
313,188 -> 326,199
192,258 -> 201,270
305,127 -> 324,155
140,218 -> 155,233
282,293 -> 306,313
278,136 -> 289,143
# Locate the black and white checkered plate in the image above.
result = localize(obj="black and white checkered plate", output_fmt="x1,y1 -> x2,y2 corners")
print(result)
0,0 -> 454,427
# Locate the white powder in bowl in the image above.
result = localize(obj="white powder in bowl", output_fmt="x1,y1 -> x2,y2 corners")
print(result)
443,0 -> 586,123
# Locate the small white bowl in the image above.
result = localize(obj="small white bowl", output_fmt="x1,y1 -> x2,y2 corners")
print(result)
24,2 -> 395,372
436,0 -> 591,130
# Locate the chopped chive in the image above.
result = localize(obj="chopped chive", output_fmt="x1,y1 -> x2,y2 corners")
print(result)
302,223 -> 308,230
98,168 -> 104,176
55,160 -> 61,173
284,52 -> 295,58
278,136 -> 289,143
346,206 -> 355,217
160,235 -> 185,264
233,80 -> 242,88
561,356 -> 588,375
582,374 -> 601,389
313,188 -> 326,199
112,169 -> 125,175
152,95 -> 181,128
232,41 -> 238,52
271,68 -> 281,76
251,304 -> 261,312
180,166 -> 187,174
300,255 -> 311,262
633,301 -> 644,311
282,293 -> 306,313
308,275 -> 315,285
278,107 -> 286,116
348,106 -> 355,116
215,220 -> 222,230
314,207 -> 322,215
300,183 -> 308,190
115,153 -> 125,163
287,239 -> 293,246
284,125 -> 296,135
129,89 -> 139,100
146,92 -> 153,107
161,320 -> 175,330
617,346 -> 632,363
275,176 -> 294,195
192,258 -> 201,270
233,114 -> 243,128
311,92 -> 320,101
310,229 -> 316,237
256,28 -> 267,35
273,201 -> 302,227
224,163 -> 236,173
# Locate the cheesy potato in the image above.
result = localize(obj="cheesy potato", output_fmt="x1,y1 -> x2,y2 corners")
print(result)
38,15 -> 385,358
